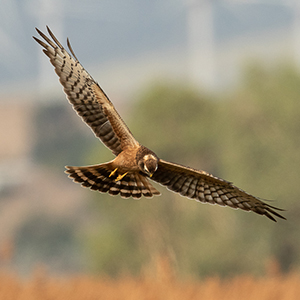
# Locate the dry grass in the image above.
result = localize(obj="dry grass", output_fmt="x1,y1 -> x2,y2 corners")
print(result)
0,258 -> 299,300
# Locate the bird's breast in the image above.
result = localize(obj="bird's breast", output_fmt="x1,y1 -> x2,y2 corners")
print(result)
112,148 -> 140,172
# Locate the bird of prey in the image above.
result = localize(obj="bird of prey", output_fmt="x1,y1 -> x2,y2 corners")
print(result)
33,27 -> 285,222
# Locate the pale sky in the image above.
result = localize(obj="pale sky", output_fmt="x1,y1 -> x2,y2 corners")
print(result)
0,0 -> 296,98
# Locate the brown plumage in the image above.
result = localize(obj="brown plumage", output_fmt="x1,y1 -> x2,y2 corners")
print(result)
33,27 -> 285,222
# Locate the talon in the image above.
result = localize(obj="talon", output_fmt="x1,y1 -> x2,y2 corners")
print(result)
109,168 -> 118,177
115,172 -> 128,181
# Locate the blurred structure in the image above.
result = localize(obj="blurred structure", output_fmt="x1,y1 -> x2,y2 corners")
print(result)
187,0 -> 216,89
34,0 -> 64,95
0,0 -> 299,94
0,99 -> 35,192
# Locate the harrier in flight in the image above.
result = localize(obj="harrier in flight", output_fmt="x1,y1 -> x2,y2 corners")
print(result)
34,27 -> 285,222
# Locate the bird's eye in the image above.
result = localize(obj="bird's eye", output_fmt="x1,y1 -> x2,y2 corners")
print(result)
138,161 -> 144,171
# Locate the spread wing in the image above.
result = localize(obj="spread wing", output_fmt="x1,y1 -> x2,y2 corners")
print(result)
151,160 -> 285,222
33,26 -> 137,155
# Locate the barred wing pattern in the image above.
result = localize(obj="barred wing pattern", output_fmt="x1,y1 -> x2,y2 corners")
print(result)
66,164 -> 160,198
33,27 -> 122,156
152,160 -> 285,222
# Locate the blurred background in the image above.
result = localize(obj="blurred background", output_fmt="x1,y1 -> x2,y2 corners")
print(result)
0,0 -> 299,279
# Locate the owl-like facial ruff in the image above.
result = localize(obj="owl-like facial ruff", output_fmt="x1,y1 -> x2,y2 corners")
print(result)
141,154 -> 158,177
136,146 -> 159,177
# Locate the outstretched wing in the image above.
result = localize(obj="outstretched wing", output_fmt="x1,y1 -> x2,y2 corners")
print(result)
151,159 -> 285,222
33,26 -> 137,155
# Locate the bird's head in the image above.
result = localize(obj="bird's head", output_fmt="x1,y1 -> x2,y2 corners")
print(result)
138,154 -> 158,177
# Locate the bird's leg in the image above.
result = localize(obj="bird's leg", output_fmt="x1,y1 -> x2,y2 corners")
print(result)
109,168 -> 118,177
109,168 -> 128,181
115,172 -> 128,181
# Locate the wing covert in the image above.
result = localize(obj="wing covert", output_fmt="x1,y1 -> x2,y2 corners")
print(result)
151,159 -> 285,222
33,27 -> 123,155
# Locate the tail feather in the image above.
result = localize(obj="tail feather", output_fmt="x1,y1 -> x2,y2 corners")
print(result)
65,164 -> 160,199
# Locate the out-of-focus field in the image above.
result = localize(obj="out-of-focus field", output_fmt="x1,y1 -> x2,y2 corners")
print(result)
0,260 -> 299,300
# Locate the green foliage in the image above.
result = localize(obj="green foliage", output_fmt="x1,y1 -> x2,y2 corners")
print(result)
130,83 -> 221,170
83,66 -> 300,278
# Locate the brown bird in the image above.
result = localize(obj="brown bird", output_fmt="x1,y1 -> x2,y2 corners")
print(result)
33,27 -> 285,222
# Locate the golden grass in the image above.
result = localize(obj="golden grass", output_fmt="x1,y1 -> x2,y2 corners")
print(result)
0,258 -> 299,300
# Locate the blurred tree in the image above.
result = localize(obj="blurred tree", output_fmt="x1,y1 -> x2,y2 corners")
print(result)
218,64 -> 300,273
82,68 -> 299,278
33,100 -> 95,169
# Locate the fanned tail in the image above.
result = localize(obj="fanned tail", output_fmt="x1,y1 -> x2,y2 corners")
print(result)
65,164 -> 160,199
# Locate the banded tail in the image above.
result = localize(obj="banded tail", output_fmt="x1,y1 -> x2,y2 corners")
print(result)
65,164 -> 160,199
